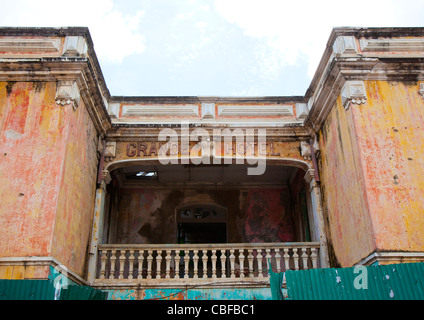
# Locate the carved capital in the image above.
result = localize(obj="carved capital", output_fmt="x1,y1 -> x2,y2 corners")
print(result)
102,170 -> 112,185
55,81 -> 80,110
419,83 -> 424,99
304,169 -> 316,185
341,81 -> 367,110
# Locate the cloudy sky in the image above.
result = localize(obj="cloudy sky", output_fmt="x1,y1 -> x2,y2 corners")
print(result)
1,0 -> 424,97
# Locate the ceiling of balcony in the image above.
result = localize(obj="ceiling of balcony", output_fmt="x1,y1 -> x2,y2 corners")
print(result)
114,164 -> 302,186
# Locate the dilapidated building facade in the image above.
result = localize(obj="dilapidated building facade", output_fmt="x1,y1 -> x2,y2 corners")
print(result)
0,27 -> 423,300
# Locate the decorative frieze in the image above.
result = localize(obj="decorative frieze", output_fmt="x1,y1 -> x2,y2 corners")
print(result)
359,38 -> 424,53
55,80 -> 81,110
0,37 -> 62,55
217,104 -> 294,117
341,81 -> 367,110
121,104 -> 200,118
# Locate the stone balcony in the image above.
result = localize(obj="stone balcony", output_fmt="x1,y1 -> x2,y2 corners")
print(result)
94,242 -> 320,288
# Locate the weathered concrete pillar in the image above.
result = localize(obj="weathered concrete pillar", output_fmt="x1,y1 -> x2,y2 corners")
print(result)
87,170 -> 111,283
304,169 -> 330,268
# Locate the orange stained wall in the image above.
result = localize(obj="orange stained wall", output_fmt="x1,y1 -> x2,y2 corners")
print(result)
351,81 -> 424,254
319,80 -> 424,268
319,94 -> 376,268
0,81 -> 99,277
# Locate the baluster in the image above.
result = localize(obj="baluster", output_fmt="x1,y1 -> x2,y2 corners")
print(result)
239,249 -> 245,278
183,250 -> 190,279
275,249 -> 282,273
193,250 -> 199,279
128,250 -> 135,279
156,250 -> 163,279
202,250 -> 209,279
229,249 -> 236,278
257,249 -> 264,278
311,247 -> 318,269
165,250 -> 172,279
109,249 -> 116,279
220,250 -> 227,278
146,250 -> 153,279
118,250 -> 125,279
211,250 -> 217,278
247,249 -> 254,278
137,250 -> 144,279
283,248 -> 290,271
175,250 -> 181,279
99,249 -> 107,279
293,248 -> 299,270
265,249 -> 272,276
301,248 -> 309,270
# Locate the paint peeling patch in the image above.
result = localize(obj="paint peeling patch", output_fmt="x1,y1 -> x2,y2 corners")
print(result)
4,129 -> 22,140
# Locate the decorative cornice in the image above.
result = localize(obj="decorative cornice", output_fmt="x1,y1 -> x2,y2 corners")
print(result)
0,256 -> 88,285
305,28 -> 424,132
355,251 -> 424,266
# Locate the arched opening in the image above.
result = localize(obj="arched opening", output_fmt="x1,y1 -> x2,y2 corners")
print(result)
101,161 -> 315,246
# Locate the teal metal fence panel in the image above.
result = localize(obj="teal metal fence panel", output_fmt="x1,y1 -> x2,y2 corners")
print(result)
0,280 -> 55,300
59,285 -> 108,300
0,279 -> 108,300
281,262 -> 424,300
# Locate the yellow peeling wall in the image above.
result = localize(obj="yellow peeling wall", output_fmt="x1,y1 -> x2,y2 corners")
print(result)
0,81 -> 99,279
351,81 -> 424,255
320,80 -> 424,267
319,94 -> 376,267
50,96 -> 99,277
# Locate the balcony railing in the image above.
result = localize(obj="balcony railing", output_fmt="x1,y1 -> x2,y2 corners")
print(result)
95,242 -> 320,286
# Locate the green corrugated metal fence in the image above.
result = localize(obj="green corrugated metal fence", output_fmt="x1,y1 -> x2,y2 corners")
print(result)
0,280 -> 56,300
60,284 -> 108,300
269,262 -> 424,300
0,280 -> 108,300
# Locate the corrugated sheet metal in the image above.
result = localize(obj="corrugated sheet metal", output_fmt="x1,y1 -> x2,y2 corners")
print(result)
60,285 -> 108,300
0,280 -> 55,300
282,262 -> 424,300
0,280 -> 108,300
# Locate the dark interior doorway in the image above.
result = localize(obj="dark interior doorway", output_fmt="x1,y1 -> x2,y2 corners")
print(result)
176,204 -> 227,244
177,222 -> 227,244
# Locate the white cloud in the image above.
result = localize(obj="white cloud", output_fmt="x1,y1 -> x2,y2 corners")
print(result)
214,0 -> 424,79
0,0 -> 145,63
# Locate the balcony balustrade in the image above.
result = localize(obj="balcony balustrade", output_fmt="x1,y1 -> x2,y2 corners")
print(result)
95,242 -> 320,287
